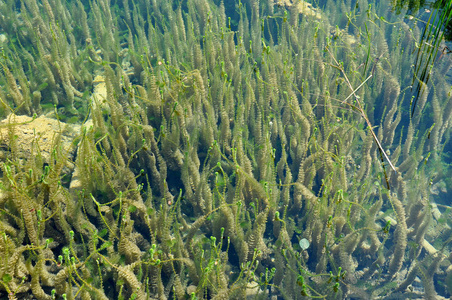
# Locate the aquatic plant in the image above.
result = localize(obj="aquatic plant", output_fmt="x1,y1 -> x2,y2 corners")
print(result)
0,0 -> 451,299
391,0 -> 452,118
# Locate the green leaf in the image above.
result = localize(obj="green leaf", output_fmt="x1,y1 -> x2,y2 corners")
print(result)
116,279 -> 125,286
128,205 -> 137,213
98,228 -> 108,238
100,241 -> 112,250
2,274 -> 12,283
37,82 -> 48,91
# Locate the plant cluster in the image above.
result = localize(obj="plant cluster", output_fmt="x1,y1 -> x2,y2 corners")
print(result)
0,0 -> 451,299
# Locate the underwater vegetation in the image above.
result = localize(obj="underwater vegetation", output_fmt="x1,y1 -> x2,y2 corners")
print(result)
391,0 -> 452,119
0,0 -> 451,298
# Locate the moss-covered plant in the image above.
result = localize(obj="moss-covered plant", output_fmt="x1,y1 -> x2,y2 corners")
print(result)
0,0 -> 451,299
